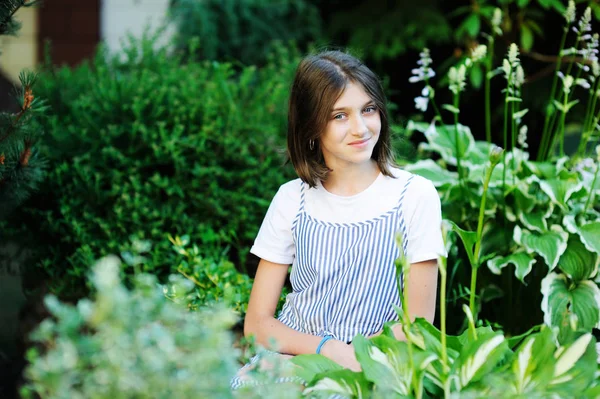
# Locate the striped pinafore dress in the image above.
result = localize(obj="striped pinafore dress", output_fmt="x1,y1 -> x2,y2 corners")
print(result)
231,174 -> 414,389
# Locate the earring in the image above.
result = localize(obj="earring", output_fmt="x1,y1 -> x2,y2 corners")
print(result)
309,140 -> 314,150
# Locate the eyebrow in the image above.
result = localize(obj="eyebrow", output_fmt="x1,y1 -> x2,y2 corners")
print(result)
331,101 -> 376,113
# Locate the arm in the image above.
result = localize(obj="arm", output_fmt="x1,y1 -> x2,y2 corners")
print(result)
244,258 -> 360,370
370,259 -> 439,340
391,259 -> 439,340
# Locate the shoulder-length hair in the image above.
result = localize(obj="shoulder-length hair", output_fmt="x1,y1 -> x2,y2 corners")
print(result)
287,50 -> 397,187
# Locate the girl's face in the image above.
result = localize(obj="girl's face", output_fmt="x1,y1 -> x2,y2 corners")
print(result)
319,81 -> 381,170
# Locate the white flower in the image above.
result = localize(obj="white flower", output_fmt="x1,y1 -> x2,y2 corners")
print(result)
492,8 -> 502,35
558,72 -> 574,94
577,8 -> 592,34
574,157 -> 595,172
518,125 -> 529,149
449,64 -> 467,94
410,48 -> 436,83
514,65 -> 525,88
502,59 -> 511,80
565,0 -> 576,24
471,44 -> 487,62
576,78 -> 591,90
414,96 -> 429,112
508,43 -> 520,67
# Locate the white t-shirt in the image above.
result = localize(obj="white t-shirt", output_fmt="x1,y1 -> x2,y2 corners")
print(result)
251,167 -> 446,265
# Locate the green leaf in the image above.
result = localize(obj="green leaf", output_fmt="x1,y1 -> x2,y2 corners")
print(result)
512,108 -> 529,121
353,334 -> 437,396
550,334 -> 596,388
521,25 -> 534,51
420,123 -> 475,166
514,225 -> 569,271
577,222 -> 600,254
541,273 -> 600,343
558,236 -> 598,282
518,209 -> 548,233
303,369 -> 371,398
451,333 -> 508,391
470,64 -> 483,89
291,354 -> 344,383
457,13 -> 481,38
404,159 -> 459,187
517,0 -> 531,7
510,327 -> 557,394
442,104 -> 460,114
487,252 -> 536,282
446,220 -> 478,268
538,179 -> 583,210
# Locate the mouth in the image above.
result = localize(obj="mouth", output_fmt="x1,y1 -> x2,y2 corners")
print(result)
349,137 -> 370,146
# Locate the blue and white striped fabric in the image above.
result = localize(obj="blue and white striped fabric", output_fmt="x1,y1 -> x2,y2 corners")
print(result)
278,174 -> 414,344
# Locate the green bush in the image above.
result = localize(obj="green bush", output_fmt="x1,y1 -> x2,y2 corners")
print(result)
21,256 -> 300,399
169,0 -> 322,66
13,34 -> 298,298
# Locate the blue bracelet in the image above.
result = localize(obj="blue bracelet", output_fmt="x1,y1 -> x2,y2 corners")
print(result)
316,335 -> 333,354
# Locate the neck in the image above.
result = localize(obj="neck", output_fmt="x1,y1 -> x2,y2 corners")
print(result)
321,160 -> 381,196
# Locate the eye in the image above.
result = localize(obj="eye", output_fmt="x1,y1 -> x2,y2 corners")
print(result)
364,105 -> 377,114
333,113 -> 346,120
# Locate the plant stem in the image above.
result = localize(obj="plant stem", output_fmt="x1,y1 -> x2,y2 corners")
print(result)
539,26 -> 569,161
485,39 -> 495,143
584,163 -> 599,213
439,257 -> 448,373
469,156 -> 497,319
454,92 -> 462,181
577,78 -> 600,158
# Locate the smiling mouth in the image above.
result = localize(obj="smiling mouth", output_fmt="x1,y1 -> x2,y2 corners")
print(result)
349,137 -> 370,145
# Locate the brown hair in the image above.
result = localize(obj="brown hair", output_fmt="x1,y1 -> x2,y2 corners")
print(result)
287,50 -> 397,187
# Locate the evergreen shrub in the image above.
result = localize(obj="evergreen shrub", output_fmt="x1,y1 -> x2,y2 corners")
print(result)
169,0 -> 322,66
14,35 -> 298,298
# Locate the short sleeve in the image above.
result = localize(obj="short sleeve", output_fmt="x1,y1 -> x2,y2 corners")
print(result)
404,177 -> 447,264
249,180 -> 300,265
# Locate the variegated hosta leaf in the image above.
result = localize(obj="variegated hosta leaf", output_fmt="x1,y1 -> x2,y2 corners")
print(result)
487,252 -> 536,282
450,333 -> 509,391
511,327 -> 557,394
559,236 -> 598,282
549,333 -> 598,394
577,222 -> 600,255
420,122 -> 476,166
353,335 -> 411,395
514,225 -> 568,271
541,273 -> 600,344
403,159 -> 459,187
518,209 -> 548,233
514,182 -> 537,214
523,161 -> 557,180
538,178 -> 584,210
290,354 -> 343,384
353,335 -> 437,396
303,369 -> 371,398
466,162 -> 514,189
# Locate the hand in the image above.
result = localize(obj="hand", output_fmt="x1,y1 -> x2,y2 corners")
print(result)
320,339 -> 361,372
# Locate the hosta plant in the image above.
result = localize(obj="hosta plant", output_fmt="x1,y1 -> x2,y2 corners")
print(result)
403,2 -> 600,338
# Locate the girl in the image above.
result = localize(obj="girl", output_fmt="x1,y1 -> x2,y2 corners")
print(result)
232,50 -> 445,387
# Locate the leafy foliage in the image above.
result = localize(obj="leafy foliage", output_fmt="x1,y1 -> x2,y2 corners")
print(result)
20,256 -> 297,399
169,0 -> 321,66
11,33 -> 298,298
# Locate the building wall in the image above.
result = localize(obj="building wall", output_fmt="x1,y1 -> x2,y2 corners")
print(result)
0,6 -> 38,83
38,0 -> 100,67
100,0 -> 173,55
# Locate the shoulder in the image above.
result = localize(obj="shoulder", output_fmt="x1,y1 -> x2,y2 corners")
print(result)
268,178 -> 303,215
385,167 -> 438,199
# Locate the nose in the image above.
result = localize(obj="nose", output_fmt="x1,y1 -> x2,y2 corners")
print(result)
351,114 -> 369,136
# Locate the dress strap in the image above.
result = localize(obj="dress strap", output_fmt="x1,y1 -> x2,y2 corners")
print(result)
291,181 -> 306,232
395,174 -> 415,256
